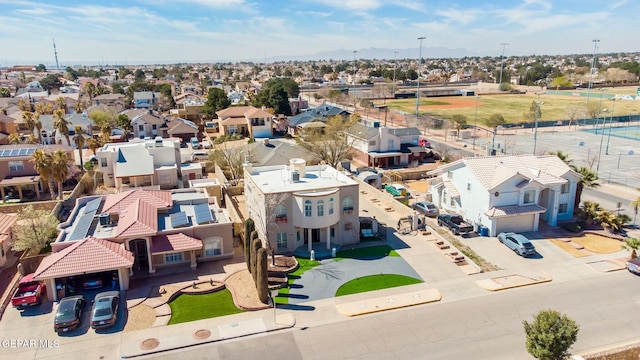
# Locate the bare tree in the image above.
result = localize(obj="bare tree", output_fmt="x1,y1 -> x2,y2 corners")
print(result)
210,142 -> 247,181
249,192 -> 289,266
301,114 -> 357,168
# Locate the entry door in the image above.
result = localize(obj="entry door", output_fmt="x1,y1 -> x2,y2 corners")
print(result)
131,239 -> 149,272
303,229 -> 321,244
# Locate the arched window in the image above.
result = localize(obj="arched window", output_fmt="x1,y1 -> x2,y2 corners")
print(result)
304,200 -> 312,217
342,197 -> 354,214
329,198 -> 334,215
317,200 -> 324,216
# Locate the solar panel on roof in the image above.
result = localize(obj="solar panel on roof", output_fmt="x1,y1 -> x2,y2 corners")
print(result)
27,148 -> 36,155
68,212 -> 94,241
194,203 -> 214,225
170,211 -> 189,228
18,148 -> 28,155
0,148 -> 38,157
83,197 -> 102,214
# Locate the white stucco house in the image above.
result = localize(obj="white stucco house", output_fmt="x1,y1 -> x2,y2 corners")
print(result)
94,137 -> 182,191
427,155 -> 581,236
244,158 -> 360,256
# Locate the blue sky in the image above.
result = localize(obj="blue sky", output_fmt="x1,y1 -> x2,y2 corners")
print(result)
1,0 -> 638,66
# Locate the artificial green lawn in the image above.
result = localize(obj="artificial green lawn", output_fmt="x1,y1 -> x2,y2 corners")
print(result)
168,289 -> 244,325
275,258 -> 320,305
335,274 -> 423,297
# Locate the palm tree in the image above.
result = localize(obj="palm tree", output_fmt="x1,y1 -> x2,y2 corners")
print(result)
74,101 -> 84,114
579,201 -> 602,227
87,137 -> 101,155
574,166 -> 600,210
84,82 -> 96,103
21,111 -> 36,138
26,134 -> 37,144
34,113 -> 43,144
623,238 -> 640,259
55,96 -> 67,113
549,150 -> 573,167
8,133 -> 21,144
53,109 -> 71,146
17,99 -> 31,111
51,150 -> 70,200
596,210 -> 622,233
32,150 -> 56,200
73,126 -> 86,172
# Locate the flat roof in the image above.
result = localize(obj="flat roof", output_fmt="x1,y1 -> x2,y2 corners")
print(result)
246,164 -> 357,194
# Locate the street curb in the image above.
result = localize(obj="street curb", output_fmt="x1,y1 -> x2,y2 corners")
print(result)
475,272 -> 552,291
336,288 -> 441,316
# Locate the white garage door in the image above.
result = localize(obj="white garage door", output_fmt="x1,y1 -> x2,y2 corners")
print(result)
495,214 -> 535,234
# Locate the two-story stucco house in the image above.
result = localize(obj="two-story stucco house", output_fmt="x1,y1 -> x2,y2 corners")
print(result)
244,158 -> 360,256
215,106 -> 274,138
94,137 -> 181,191
131,110 -> 165,139
346,123 -> 429,168
428,155 -> 581,236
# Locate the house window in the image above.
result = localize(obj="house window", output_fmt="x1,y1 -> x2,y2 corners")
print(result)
138,124 -> 144,132
164,252 -> 183,263
275,205 -> 287,222
387,139 -> 394,149
304,200 -> 312,217
204,237 -> 222,256
329,198 -> 334,215
342,197 -> 354,214
317,200 -> 324,216
100,158 -> 107,167
369,140 -> 376,146
447,171 -> 454,180
561,183 -> 569,194
449,196 -> 455,207
277,233 -> 287,249
227,125 -> 238,134
523,189 -> 536,204
559,203 -> 568,214
8,161 -> 24,172
467,183 -> 471,191
296,229 -> 301,242
152,124 -> 157,130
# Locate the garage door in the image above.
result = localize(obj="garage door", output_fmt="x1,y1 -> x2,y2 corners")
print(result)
495,214 -> 535,234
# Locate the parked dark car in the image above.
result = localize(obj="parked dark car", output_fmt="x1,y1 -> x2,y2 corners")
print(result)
498,232 -> 536,257
91,291 -> 120,330
54,295 -> 85,333
627,257 -> 640,275
412,201 -> 439,217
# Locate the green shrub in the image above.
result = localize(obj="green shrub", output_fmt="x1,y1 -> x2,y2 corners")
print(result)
256,248 -> 268,303
243,219 -> 255,270
250,237 -> 262,284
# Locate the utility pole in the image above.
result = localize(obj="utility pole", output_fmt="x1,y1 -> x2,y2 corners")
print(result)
52,38 -> 60,71
583,39 -> 600,126
416,37 -> 426,120
392,51 -> 399,98
498,43 -> 509,88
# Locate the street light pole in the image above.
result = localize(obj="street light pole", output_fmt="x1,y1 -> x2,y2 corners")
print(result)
498,43 -> 509,88
596,108 -> 608,174
392,51 -> 399,98
352,50 -> 357,109
473,95 -> 479,150
416,36 -> 426,120
605,98 -> 616,155
583,39 -> 600,126
533,98 -> 544,155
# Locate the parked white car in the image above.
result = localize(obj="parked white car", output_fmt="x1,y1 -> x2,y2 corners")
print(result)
191,151 -> 210,162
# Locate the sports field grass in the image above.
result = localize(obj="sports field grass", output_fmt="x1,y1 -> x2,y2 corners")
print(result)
383,88 -> 640,127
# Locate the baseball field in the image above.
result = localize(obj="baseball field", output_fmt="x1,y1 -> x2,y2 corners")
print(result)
380,86 -> 640,126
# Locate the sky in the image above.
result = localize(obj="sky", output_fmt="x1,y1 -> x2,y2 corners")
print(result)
1,0 -> 639,66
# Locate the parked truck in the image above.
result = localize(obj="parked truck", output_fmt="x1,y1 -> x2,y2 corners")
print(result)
437,214 -> 474,235
11,274 -> 46,309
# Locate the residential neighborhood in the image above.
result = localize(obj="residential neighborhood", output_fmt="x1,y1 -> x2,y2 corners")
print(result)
1,21 -> 640,360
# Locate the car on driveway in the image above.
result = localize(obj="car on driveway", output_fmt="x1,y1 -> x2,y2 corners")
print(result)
627,257 -> 640,275
54,295 -> 85,333
412,201 -> 439,217
91,291 -> 120,330
498,232 -> 536,257
191,151 -> 210,162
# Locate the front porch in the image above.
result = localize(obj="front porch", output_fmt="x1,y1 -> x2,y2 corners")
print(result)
293,242 -> 342,260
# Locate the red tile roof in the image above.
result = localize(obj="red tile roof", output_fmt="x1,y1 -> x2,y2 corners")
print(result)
32,237 -> 133,280
115,199 -> 158,238
101,189 -> 172,214
0,213 -> 17,237
151,233 -> 203,254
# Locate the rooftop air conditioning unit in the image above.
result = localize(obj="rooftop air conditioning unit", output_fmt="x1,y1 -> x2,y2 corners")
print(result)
291,171 -> 300,182
98,213 -> 110,226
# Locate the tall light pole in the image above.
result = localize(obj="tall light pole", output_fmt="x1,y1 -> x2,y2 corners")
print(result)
352,50 -> 357,109
594,88 -> 605,134
392,51 -> 399,98
605,98 -> 616,155
473,95 -> 479,150
498,43 -> 509,88
583,39 -> 600,126
596,107 -> 609,174
416,36 -> 426,120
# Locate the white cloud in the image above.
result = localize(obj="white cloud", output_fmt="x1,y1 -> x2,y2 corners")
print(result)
311,0 -> 382,11
612,0 -> 629,9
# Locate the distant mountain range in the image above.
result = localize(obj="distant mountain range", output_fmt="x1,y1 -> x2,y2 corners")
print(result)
265,46 -> 481,62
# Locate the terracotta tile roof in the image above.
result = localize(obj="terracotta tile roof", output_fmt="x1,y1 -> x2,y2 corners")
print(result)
244,107 -> 273,118
115,199 -> 158,238
101,189 -> 172,214
216,106 -> 251,119
443,180 -> 460,198
151,233 -> 203,254
32,237 -> 133,280
0,213 -> 18,237
485,204 -> 546,218
221,117 -> 248,126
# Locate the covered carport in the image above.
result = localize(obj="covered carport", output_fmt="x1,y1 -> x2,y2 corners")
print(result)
32,237 -> 134,302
